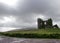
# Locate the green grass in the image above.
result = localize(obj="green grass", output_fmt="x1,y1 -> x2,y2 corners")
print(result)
0,28 -> 60,38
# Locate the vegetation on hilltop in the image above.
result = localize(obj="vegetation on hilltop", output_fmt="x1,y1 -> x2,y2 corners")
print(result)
0,28 -> 60,39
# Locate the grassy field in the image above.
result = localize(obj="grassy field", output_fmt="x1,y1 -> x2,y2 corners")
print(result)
0,28 -> 60,38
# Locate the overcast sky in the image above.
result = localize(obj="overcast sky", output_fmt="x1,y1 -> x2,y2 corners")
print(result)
0,0 -> 60,32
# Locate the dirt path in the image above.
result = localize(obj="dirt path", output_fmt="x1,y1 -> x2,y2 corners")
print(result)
0,36 -> 60,43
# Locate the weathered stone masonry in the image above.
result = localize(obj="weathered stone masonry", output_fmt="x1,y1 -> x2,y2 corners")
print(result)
37,18 -> 59,29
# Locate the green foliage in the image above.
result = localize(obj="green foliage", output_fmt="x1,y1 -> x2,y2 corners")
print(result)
0,28 -> 60,38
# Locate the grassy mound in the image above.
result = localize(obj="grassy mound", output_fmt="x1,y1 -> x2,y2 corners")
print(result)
0,28 -> 60,38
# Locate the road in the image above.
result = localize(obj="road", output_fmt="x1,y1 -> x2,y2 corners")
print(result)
0,36 -> 60,43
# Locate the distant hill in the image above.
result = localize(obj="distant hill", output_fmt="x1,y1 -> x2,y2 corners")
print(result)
8,27 -> 37,32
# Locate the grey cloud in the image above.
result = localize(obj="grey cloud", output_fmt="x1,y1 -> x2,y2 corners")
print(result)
18,0 -> 60,27
0,3 -> 17,16
0,0 -> 60,28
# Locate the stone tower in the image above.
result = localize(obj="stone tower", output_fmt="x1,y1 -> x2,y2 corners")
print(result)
37,18 -> 53,29
46,18 -> 53,28
37,18 -> 45,29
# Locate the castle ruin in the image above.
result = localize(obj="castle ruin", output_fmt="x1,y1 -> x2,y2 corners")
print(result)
37,18 -> 59,29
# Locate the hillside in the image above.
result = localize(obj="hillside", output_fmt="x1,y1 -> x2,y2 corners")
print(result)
0,28 -> 60,38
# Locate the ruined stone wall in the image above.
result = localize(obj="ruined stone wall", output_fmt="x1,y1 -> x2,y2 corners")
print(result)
37,18 -> 58,29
